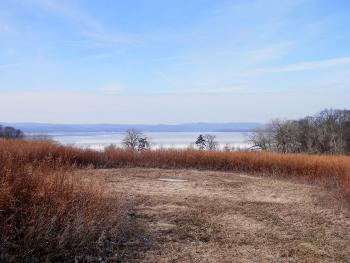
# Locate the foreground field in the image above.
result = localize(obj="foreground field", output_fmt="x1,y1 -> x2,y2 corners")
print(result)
1,140 -> 350,261
82,168 -> 350,262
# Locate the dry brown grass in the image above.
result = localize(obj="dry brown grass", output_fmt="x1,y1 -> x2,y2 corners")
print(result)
1,139 -> 350,261
82,168 -> 350,262
0,139 -> 140,262
1,139 -> 350,201
105,146 -> 350,202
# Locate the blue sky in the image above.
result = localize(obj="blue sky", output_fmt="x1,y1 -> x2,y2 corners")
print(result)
0,0 -> 349,123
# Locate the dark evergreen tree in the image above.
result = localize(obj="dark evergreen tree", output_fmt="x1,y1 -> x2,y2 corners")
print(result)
195,134 -> 206,150
138,137 -> 151,151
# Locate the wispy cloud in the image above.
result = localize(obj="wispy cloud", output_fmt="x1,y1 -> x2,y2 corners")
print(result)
153,71 -> 182,89
76,52 -> 120,62
251,56 -> 350,75
30,0 -> 102,31
244,43 -> 294,65
0,59 -> 36,69
169,84 -> 244,95
28,0 -> 132,46
81,31 -> 132,45
127,55 -> 184,66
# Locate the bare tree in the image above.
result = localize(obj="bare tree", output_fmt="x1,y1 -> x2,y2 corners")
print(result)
122,129 -> 141,150
296,117 -> 318,153
269,119 -> 301,153
122,129 -> 151,151
204,134 -> 218,150
249,108 -> 350,154
248,127 -> 273,151
345,122 -> 350,153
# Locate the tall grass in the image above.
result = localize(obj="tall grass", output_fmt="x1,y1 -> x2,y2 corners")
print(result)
104,148 -> 350,200
2,139 -> 349,198
1,139 -> 350,260
0,139 -> 134,262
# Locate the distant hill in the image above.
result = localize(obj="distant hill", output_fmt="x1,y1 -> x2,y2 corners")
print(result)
0,122 -> 264,133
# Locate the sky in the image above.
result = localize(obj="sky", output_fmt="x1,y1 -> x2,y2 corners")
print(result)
0,0 -> 349,124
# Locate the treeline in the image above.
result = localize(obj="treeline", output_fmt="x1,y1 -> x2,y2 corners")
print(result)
0,125 -> 24,139
250,109 -> 350,154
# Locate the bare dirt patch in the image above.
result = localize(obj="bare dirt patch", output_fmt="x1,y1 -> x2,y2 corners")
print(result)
80,168 -> 350,262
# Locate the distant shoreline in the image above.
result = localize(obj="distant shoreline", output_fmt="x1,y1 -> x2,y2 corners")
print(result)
1,122 -> 264,133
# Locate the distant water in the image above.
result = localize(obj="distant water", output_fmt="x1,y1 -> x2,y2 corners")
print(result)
42,131 -> 251,150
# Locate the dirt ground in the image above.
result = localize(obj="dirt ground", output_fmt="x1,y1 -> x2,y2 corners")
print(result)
81,168 -> 350,263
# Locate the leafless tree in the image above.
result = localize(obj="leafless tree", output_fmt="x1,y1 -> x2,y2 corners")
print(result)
122,129 -> 141,150
204,134 -> 218,150
122,129 -> 151,151
248,127 -> 273,151
249,109 -> 350,154
296,117 -> 317,153
269,119 -> 301,153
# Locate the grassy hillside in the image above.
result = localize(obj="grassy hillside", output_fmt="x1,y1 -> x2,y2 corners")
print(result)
1,139 -> 350,261
1,139 -> 350,199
